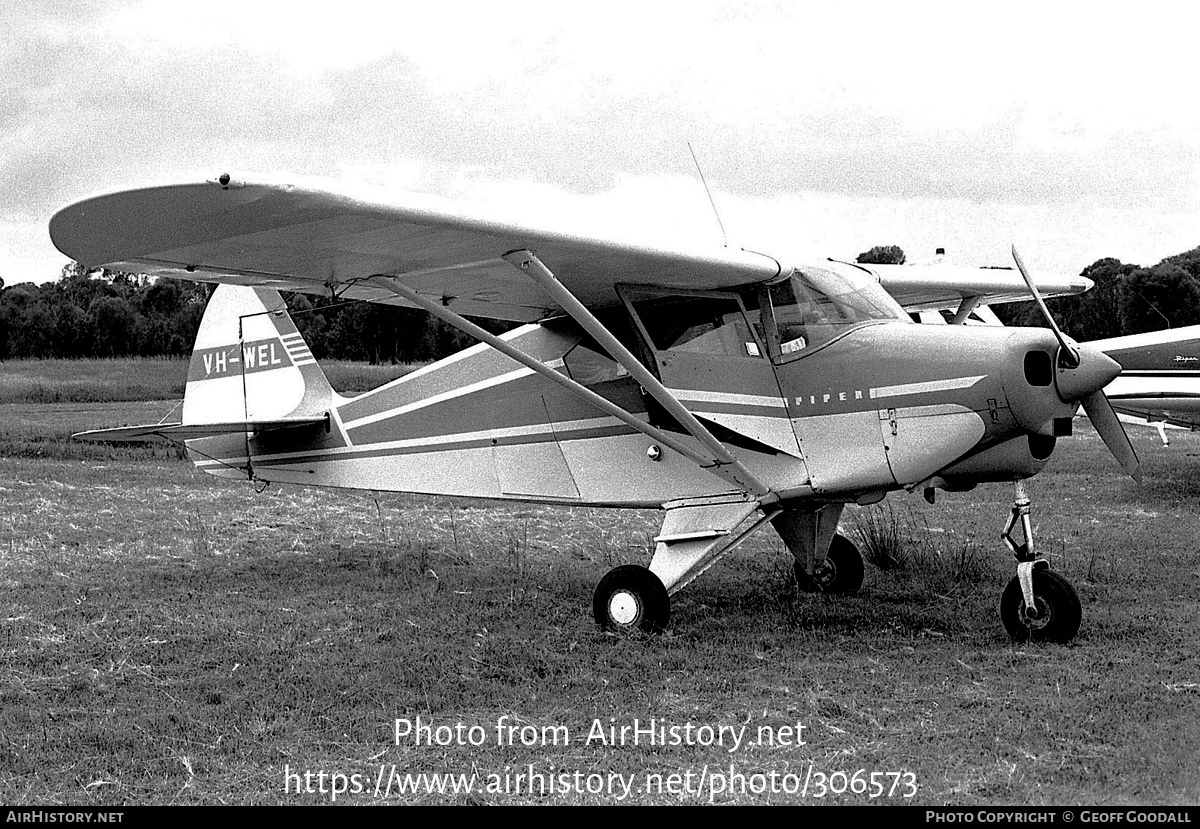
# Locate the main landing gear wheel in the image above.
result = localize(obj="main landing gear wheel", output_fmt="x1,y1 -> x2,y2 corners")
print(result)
796,534 -> 864,594
999,569 -> 1081,643
593,564 -> 670,634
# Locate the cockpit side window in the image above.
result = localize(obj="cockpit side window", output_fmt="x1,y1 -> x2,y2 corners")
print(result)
768,279 -> 817,355
766,265 -> 909,362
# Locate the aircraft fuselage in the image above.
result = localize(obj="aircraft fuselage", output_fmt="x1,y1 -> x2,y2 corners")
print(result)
191,316 -> 1074,508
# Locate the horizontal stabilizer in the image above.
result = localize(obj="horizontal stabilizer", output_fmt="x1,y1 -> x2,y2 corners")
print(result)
73,415 -> 329,442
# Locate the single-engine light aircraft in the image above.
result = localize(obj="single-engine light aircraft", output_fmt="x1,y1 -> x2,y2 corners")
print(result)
50,175 -> 1140,643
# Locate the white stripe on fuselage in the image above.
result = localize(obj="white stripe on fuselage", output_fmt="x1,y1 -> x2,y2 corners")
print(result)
193,414 -> 626,467
666,388 -> 787,409
341,358 -> 565,431
350,323 -> 544,393
869,375 -> 985,399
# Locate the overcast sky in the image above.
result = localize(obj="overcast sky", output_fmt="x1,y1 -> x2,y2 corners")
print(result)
4,1 -> 1199,284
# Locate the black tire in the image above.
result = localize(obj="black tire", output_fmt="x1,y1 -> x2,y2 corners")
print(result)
795,534 -> 865,594
999,568 -> 1082,643
592,565 -> 670,634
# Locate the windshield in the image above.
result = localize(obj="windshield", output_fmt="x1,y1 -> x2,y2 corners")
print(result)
768,264 -> 909,358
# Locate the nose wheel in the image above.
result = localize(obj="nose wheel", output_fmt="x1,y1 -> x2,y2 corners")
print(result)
998,481 -> 1082,643
1000,566 -> 1081,643
593,565 -> 670,634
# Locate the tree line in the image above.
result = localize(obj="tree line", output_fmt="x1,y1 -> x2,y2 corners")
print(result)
2,247 -> 1199,361
0,263 -> 490,362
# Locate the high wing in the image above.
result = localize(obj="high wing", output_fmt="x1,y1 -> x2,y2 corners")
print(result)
49,176 -> 783,322
866,263 -> 1092,314
50,175 -> 1088,318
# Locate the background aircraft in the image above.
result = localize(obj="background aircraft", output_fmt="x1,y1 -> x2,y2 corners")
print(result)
51,176 -> 1138,643
1088,325 -> 1200,439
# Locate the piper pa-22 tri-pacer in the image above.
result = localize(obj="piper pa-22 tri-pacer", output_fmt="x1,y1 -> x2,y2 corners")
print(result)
50,175 -> 1141,643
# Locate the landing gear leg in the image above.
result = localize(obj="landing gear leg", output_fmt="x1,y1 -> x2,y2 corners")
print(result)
796,534 -> 865,594
592,498 -> 771,634
773,505 -> 865,595
998,481 -> 1081,643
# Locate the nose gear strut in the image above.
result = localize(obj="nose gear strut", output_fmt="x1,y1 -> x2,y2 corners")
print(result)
1001,480 -> 1035,564
997,480 -> 1082,642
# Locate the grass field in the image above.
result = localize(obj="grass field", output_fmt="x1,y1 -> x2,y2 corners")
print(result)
0,358 -> 419,404
0,358 -> 419,463
1,397 -> 1198,805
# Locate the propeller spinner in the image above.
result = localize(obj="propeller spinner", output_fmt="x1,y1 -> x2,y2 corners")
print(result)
1010,245 -> 1142,482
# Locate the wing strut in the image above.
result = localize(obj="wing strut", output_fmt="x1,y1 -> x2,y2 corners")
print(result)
500,249 -> 776,502
950,295 -> 983,325
364,276 -> 728,474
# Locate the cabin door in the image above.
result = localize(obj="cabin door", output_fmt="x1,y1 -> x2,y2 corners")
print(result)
621,287 -> 803,459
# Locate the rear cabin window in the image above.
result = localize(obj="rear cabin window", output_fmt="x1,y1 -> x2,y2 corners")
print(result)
563,341 -> 627,386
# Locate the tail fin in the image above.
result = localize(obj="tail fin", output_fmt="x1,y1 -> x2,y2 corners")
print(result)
179,286 -> 340,479
73,286 -> 338,467
183,285 -> 336,424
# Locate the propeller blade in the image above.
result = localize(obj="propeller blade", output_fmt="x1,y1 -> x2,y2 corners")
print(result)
1081,390 -> 1142,482
1011,244 -> 1079,367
